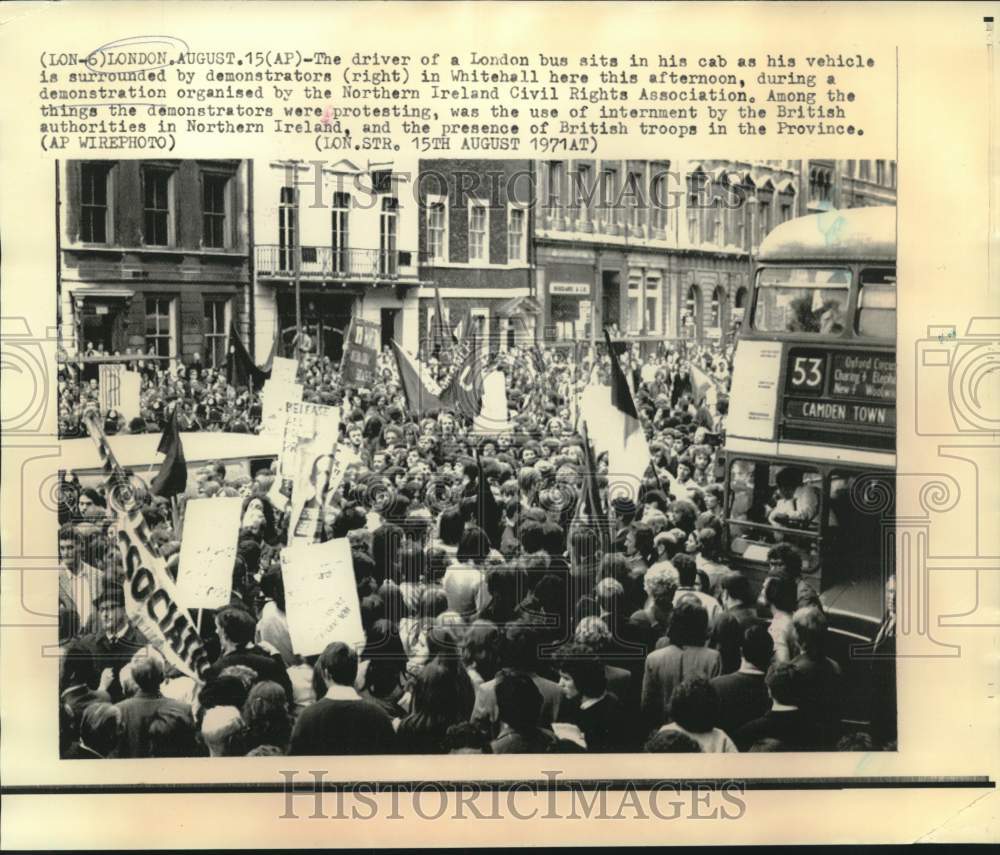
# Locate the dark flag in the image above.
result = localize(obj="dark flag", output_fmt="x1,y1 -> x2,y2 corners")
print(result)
573,423 -> 612,554
150,405 -> 187,498
226,323 -> 270,390
601,328 -> 653,489
432,286 -> 456,353
530,343 -> 546,376
440,323 -> 485,420
392,340 -> 445,416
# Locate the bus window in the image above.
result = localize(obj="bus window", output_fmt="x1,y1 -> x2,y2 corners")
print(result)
825,470 -> 895,588
726,459 -> 821,563
857,268 -> 896,339
753,267 -> 851,334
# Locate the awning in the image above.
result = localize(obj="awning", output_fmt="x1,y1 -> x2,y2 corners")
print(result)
496,295 -> 542,317
66,285 -> 134,298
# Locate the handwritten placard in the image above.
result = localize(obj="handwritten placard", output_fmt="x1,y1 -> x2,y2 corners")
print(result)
260,379 -> 303,438
281,538 -> 365,656
175,496 -> 243,609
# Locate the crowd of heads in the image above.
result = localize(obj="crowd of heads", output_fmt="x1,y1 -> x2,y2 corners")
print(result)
57,335 -> 893,758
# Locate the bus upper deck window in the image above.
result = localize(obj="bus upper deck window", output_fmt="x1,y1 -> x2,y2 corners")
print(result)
753,267 -> 851,334
857,268 -> 896,339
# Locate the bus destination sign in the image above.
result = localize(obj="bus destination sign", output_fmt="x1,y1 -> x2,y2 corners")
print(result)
783,347 -> 896,432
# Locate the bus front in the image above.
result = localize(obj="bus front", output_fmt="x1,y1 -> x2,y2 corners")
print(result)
723,207 -> 897,650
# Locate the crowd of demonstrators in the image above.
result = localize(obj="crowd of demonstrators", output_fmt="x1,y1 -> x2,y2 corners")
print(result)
57,332 -> 895,758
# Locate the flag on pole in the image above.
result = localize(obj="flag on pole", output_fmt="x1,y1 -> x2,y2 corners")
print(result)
602,328 -> 652,491
150,405 -> 187,498
392,340 -> 445,416
226,323 -> 270,390
689,362 -> 719,407
432,286 -> 457,353
440,322 -> 485,419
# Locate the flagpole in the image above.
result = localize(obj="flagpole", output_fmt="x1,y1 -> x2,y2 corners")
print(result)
293,167 -> 303,362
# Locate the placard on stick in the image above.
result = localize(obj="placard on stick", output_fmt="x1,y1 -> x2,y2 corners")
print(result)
281,538 -> 365,656
175,496 -> 243,609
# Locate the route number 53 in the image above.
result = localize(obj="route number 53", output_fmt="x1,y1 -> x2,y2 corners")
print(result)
791,356 -> 823,388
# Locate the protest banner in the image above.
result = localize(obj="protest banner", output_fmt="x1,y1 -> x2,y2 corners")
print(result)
340,317 -> 380,388
174,496 -> 243,610
119,370 -> 142,421
260,378 -> 303,437
83,415 -> 211,680
98,363 -> 123,412
284,402 -> 342,544
268,356 -> 299,386
280,538 -> 365,656
472,370 -> 513,435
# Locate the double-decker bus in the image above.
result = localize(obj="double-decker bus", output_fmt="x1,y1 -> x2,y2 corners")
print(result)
723,206 -> 896,689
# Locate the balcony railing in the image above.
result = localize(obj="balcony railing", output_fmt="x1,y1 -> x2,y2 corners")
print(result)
256,245 -> 418,280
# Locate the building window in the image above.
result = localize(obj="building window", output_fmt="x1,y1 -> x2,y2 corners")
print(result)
734,203 -> 746,250
780,201 -> 793,223
859,160 -> 871,181
809,168 -> 832,204
710,286 -> 724,328
80,162 -> 110,244
645,273 -> 662,333
142,167 -> 173,246
203,299 -> 229,368
627,172 -> 643,229
705,201 -> 723,246
145,297 -> 174,359
427,196 -> 447,262
547,161 -> 564,211
380,196 -> 398,275
573,163 -> 593,215
687,177 -> 701,244
627,271 -> 643,333
468,201 -> 488,261
508,206 -> 525,262
650,170 -> 669,231
331,191 -> 350,273
202,173 -> 231,249
278,186 -> 297,271
684,285 -> 700,337
600,166 -> 618,224
757,199 -> 771,244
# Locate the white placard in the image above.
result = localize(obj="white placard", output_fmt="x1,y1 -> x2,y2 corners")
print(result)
726,339 -> 783,440
269,356 -> 299,386
119,370 -> 142,421
260,380 -> 303,437
472,370 -> 513,435
281,538 -> 365,656
98,363 -> 123,413
175,496 -> 243,609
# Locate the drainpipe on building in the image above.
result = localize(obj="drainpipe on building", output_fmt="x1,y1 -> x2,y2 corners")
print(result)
247,160 -> 256,358
55,160 -> 63,348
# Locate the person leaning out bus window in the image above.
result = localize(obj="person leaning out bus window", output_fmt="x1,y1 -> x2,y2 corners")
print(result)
767,467 -> 820,531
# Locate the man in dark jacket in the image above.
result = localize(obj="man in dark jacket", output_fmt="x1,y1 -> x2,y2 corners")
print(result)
734,662 -> 824,751
80,586 -> 149,702
115,653 -> 193,758
289,642 -> 395,755
710,624 -> 774,739
207,605 -> 293,702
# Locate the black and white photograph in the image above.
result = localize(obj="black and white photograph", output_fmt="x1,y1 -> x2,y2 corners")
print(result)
54,156 -> 899,760
2,2 -> 997,847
